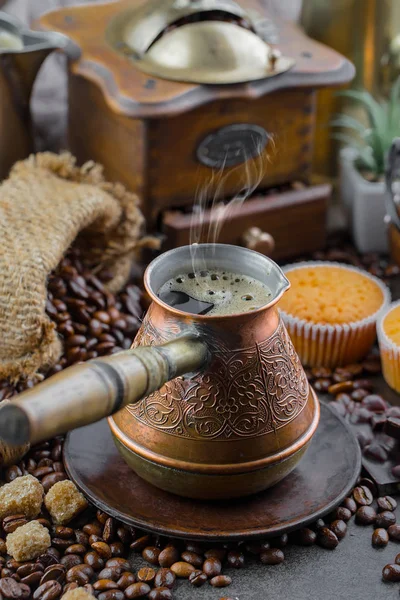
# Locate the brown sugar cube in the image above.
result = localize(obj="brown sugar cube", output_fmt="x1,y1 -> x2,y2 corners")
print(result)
45,480 -> 88,525
6,520 -> 51,561
61,589 -> 94,600
0,474 -> 43,519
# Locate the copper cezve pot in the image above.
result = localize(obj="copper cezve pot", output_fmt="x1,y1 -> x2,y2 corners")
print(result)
0,244 -> 319,499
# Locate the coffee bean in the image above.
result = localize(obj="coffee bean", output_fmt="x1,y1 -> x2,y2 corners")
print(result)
116,527 -> 131,546
91,542 -> 112,560
375,511 -> 396,529
342,497 -> 357,514
4,466 -> 23,483
330,520 -> 347,540
355,506 -> 376,525
42,473 -> 68,493
396,553 -> 400,565
98,591 -> 125,600
98,568 -> 122,582
109,542 -> 124,558
142,547 -> 160,566
388,525 -> 400,541
328,381 -> 354,395
333,507 -> 352,522
363,443 -> 388,463
96,511 -> 108,525
65,544 -> 87,556
65,564 -> 93,585
227,550 -> 245,568
180,551 -> 203,569
151,569 -> 175,591
377,496 -> 397,512
170,562 -> 196,578
105,559 -> 131,571
317,528 -> 339,550
260,549 -> 285,564
382,564 -> 400,581
203,558 -> 222,577
102,519 -> 116,544
158,547 -> 180,568
84,552 -> 104,571
93,580 -> 119,591
353,486 -> 374,506
117,572 -> 136,590
148,588 -> 172,600
2,516 -> 28,535
54,526 -> 74,540
20,573 -> 43,587
39,565 -> 66,585
314,519 -> 326,531
83,524 -> 103,538
188,570 -> 207,587
16,564 -> 42,578
60,556 -> 82,570
125,582 -> 151,599
372,528 -> 389,547
130,536 -> 151,552
296,528 -> 316,546
137,568 -> 155,584
33,581 -> 62,600
210,575 -> 232,588
0,578 -> 30,599
362,394 -> 386,412
204,548 -> 226,561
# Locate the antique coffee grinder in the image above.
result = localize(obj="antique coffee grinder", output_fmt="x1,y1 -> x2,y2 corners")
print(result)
37,0 -> 354,260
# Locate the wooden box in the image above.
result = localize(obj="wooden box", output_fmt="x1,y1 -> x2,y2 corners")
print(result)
38,0 -> 353,256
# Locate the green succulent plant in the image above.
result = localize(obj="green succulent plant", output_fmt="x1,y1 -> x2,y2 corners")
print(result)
332,76 -> 400,179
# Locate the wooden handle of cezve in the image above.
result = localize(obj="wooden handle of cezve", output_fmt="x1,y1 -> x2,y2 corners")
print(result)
0,336 -> 209,447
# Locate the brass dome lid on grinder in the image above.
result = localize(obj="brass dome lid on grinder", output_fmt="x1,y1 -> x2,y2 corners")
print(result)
106,0 -> 294,84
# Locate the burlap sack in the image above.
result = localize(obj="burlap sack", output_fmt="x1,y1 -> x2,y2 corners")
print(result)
0,152 -> 158,381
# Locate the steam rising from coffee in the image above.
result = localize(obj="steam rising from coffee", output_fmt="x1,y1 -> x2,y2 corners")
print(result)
189,135 -> 274,275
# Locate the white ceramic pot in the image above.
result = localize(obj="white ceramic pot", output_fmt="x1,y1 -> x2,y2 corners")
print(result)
339,147 -> 389,254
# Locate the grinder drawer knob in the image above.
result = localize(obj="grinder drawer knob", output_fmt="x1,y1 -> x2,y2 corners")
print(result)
241,227 -> 275,256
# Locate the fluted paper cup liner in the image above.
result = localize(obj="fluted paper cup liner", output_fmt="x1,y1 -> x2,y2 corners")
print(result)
377,301 -> 400,393
279,262 -> 391,368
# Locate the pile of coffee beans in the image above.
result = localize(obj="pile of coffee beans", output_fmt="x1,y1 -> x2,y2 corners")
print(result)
0,247 -> 143,401
0,239 -> 399,599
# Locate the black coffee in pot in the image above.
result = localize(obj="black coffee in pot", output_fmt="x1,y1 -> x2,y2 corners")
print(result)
157,269 -> 272,316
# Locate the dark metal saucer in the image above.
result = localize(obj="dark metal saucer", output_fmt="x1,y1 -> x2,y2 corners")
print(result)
63,402 -> 361,541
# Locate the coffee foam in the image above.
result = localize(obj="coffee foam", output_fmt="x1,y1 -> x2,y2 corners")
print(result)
158,270 -> 272,316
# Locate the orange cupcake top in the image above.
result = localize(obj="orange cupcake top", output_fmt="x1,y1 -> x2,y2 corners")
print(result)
280,265 -> 384,325
383,304 -> 400,346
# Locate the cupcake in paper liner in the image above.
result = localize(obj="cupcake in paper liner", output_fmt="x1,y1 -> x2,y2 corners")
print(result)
377,301 -> 400,393
278,261 -> 391,368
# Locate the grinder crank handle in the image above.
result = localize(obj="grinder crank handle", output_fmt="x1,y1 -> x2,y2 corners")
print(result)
0,336 -> 209,447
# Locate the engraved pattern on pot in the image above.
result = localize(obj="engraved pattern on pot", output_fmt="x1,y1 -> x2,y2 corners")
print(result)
128,314 -> 309,440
